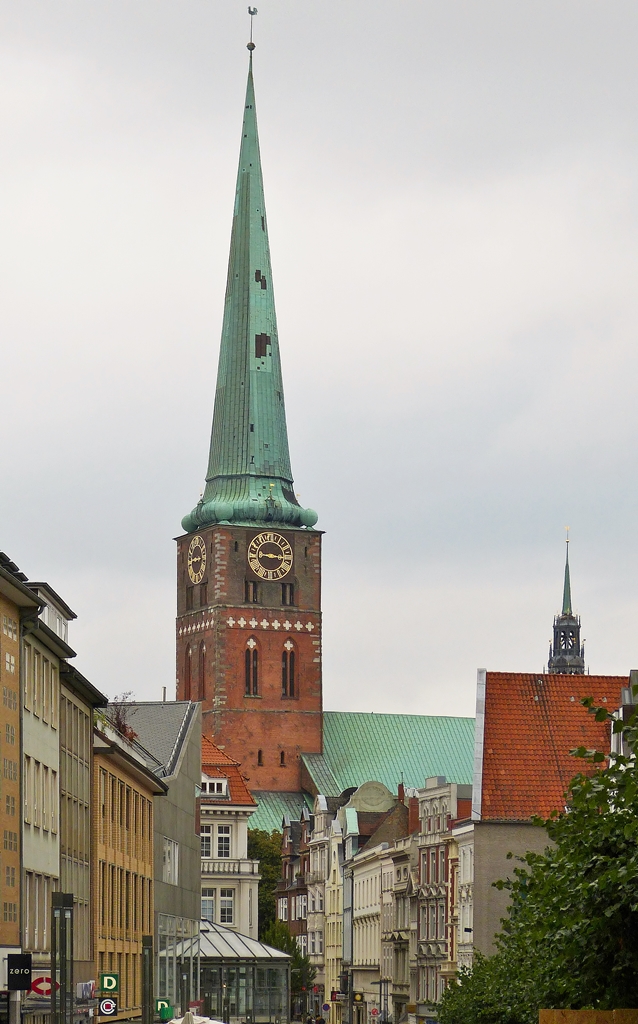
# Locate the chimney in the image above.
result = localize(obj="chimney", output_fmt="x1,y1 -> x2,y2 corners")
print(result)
408,796 -> 420,835
398,781 -> 405,804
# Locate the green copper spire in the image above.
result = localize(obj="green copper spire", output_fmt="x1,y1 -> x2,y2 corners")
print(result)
562,538 -> 572,615
182,56 -> 317,534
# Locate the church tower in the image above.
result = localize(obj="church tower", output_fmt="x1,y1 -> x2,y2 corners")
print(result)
176,53 -> 323,792
547,540 -> 585,675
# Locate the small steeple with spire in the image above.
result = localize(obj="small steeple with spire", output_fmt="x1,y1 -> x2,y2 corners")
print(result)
548,531 -> 585,674
182,40 -> 317,534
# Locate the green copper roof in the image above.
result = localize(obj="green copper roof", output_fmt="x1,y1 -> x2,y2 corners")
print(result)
248,790 -> 311,834
182,58 -> 317,533
562,541 -> 572,616
302,711 -> 475,796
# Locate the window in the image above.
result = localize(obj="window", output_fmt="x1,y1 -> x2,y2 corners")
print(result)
201,826 -> 212,859
5,724 -> 14,746
200,583 -> 208,607
244,580 -> 259,603
439,847 -> 446,882
317,930 -> 323,954
3,903 -> 17,922
2,616 -> 17,641
298,934 -> 308,956
245,641 -> 258,695
429,904 -> 436,939
281,583 -> 295,606
280,751 -> 286,767
278,897 -> 288,921
281,642 -> 295,697
430,849 -> 436,883
202,888 -> 215,922
217,825 -> 231,858
2,688 -> 17,710
5,866 -> 15,887
162,838 -> 179,885
298,894 -> 307,919
184,647 -> 192,700
3,760 -> 16,781
4,653 -> 15,675
220,888 -> 234,924
257,749 -> 263,766
199,644 -> 206,701
186,587 -> 194,611
3,831 -> 17,851
438,902 -> 445,939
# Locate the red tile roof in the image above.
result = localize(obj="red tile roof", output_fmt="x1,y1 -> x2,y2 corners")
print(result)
202,736 -> 256,807
480,672 -> 626,821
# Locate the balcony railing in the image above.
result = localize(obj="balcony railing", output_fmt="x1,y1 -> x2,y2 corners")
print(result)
201,858 -> 260,876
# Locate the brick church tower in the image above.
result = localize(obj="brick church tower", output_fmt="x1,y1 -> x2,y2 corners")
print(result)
176,53 -> 322,792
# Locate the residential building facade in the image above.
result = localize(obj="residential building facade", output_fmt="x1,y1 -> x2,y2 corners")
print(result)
93,722 -> 167,1021
0,556 -> 40,997
125,701 -> 202,1010
22,583 -> 75,1003
59,664 -> 108,983
200,737 -> 260,939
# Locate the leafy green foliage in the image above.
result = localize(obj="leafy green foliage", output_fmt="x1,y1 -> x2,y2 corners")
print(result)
439,693 -> 638,1024
261,919 -> 317,994
247,828 -> 283,937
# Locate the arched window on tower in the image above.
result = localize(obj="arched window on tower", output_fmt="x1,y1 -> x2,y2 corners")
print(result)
281,640 -> 296,698
245,638 -> 259,696
184,646 -> 192,700
198,643 -> 206,701
257,749 -> 263,766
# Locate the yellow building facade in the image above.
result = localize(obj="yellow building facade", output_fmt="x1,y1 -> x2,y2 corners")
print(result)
93,724 -> 166,1021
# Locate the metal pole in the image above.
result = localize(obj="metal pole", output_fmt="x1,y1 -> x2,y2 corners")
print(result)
142,936 -> 153,1024
51,894 -> 74,1024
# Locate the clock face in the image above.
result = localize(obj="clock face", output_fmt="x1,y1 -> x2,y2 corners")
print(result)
187,535 -> 207,584
247,531 -> 293,581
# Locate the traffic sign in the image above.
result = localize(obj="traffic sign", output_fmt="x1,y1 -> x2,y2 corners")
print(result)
371,1010 -> 379,1017
31,977 -> 59,996
322,1005 -> 331,1013
99,997 -> 118,1017
155,1001 -> 172,1014
100,974 -> 119,993
7,954 -> 32,991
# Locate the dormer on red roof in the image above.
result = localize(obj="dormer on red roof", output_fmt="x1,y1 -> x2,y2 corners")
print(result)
474,670 -> 626,821
201,736 -> 256,807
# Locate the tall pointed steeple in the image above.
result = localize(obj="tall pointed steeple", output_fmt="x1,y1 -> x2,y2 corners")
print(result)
548,537 -> 585,675
182,56 -> 317,534
561,540 -> 572,616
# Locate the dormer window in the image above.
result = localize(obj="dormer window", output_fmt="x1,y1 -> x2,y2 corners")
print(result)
201,776 -> 228,798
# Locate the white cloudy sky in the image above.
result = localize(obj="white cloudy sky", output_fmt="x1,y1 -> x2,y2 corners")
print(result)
1,1 -> 638,717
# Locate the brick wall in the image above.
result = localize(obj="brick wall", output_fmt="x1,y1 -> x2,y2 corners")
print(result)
176,526 -> 323,790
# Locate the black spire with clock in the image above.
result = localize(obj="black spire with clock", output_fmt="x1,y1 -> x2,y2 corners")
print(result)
548,540 -> 585,675
176,48 -> 323,792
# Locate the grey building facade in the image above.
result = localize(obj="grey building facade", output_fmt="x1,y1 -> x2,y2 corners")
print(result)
125,701 -> 202,1012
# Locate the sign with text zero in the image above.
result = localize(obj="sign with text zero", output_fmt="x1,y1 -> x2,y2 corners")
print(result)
99,998 -> 118,1017
100,974 -> 119,993
7,954 -> 32,991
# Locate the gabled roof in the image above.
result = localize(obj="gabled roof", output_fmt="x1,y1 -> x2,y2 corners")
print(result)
178,921 -> 291,962
126,701 -> 199,778
302,712 -> 474,798
249,791 -> 310,833
475,671 -> 626,821
201,736 -> 256,807
366,802 -> 409,848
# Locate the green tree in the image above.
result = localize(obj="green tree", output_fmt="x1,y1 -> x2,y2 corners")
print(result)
439,695 -> 638,1024
247,828 -> 283,937
262,919 -> 317,995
